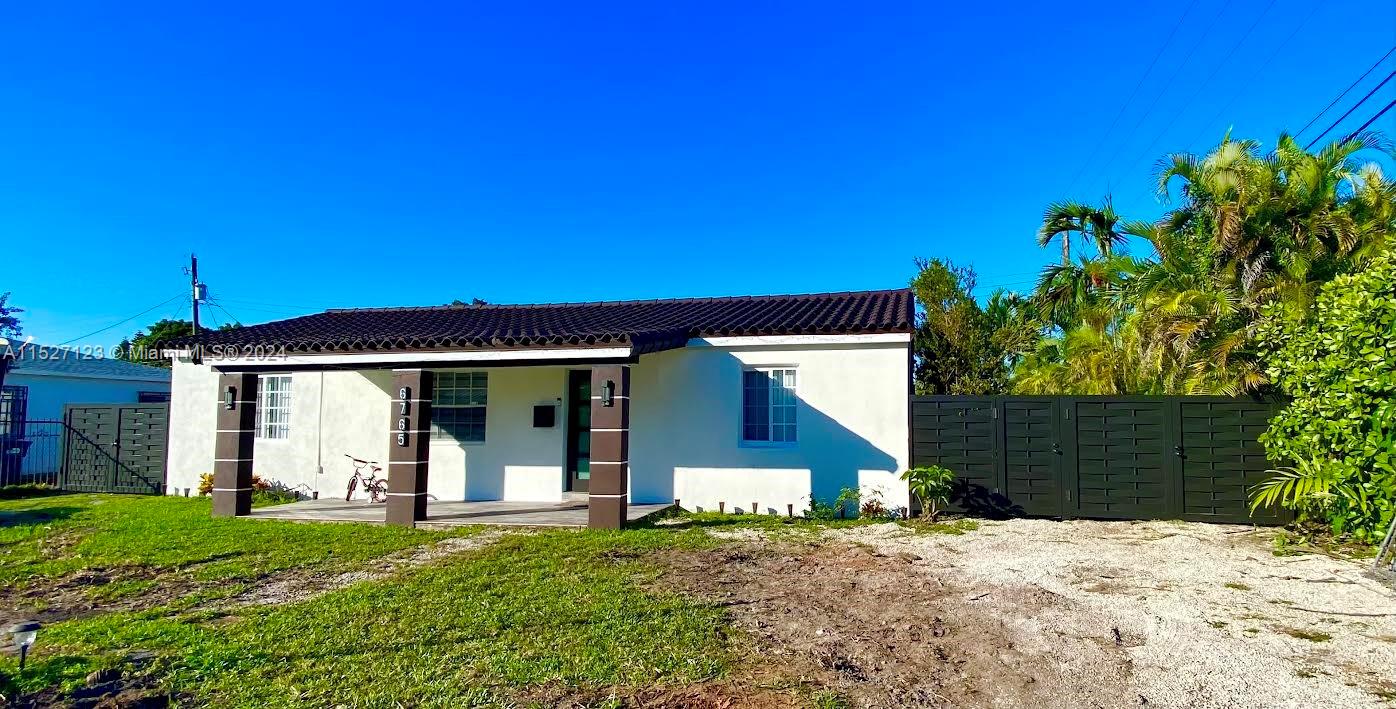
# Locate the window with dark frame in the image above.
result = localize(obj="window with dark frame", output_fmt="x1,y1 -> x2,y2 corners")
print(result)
0,386 -> 28,439
741,368 -> 796,443
431,371 -> 488,443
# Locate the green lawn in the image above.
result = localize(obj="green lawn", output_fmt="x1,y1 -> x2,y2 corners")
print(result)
0,494 -> 730,706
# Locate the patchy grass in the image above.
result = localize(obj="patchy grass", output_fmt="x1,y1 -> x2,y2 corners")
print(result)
1224,582 -> 1253,591
0,494 -> 459,590
903,517 -> 980,535
8,530 -> 729,705
0,495 -> 732,706
1280,627 -> 1333,643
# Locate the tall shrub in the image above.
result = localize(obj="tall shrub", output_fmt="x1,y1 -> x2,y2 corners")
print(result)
1255,247 -> 1396,540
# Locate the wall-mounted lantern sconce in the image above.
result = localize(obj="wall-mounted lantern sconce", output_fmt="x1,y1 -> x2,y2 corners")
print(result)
223,386 -> 237,410
601,379 -> 615,407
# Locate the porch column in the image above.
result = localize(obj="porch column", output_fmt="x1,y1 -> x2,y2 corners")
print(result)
212,372 -> 257,517
387,369 -> 433,527
588,365 -> 629,529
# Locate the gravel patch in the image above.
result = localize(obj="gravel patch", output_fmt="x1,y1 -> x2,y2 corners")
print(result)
827,519 -> 1396,707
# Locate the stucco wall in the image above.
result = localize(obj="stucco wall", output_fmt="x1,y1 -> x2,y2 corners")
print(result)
165,338 -> 910,511
629,341 -> 910,513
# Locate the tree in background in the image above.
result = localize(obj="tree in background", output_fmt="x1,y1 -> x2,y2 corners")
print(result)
0,292 -> 22,338
117,319 -> 238,368
1014,132 -> 1395,395
910,258 -> 1041,394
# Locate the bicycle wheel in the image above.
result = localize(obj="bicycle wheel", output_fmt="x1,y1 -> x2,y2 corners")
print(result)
346,476 -> 358,502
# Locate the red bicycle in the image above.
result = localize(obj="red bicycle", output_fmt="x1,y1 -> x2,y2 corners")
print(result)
345,454 -> 388,503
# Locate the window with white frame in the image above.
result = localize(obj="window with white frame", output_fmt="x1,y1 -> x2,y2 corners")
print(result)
742,368 -> 797,444
432,371 -> 488,443
255,375 -> 293,440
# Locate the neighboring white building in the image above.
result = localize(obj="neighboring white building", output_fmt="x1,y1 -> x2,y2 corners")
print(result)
166,290 -> 914,523
1,343 -> 172,483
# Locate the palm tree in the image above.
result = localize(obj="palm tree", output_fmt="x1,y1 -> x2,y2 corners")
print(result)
1015,131 -> 1395,396
1037,198 -> 1128,265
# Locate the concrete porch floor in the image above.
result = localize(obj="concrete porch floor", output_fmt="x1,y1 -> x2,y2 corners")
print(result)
246,496 -> 674,528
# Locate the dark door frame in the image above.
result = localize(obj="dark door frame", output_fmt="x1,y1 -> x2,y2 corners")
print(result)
565,369 -> 591,493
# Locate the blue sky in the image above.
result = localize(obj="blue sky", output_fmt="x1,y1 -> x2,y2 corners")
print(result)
3,1 -> 1393,351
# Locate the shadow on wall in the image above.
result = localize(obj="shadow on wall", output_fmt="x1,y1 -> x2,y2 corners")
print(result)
630,350 -> 900,513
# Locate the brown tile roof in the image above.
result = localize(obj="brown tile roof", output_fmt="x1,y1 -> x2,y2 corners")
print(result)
178,289 -> 914,354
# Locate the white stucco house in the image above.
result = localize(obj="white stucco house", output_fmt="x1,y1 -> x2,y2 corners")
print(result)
166,289 -> 914,528
0,343 -> 172,484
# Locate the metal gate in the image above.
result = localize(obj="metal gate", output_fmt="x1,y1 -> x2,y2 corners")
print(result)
61,403 -> 169,494
911,396 -> 1288,524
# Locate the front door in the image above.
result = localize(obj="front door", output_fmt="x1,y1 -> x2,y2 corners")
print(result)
566,370 -> 591,492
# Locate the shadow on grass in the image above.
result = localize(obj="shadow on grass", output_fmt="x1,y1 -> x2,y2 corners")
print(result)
0,486 -> 71,501
0,506 -> 83,528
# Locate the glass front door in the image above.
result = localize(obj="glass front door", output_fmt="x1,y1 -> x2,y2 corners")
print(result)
566,370 -> 590,492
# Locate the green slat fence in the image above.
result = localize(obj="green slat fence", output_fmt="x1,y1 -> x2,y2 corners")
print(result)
911,396 -> 1289,525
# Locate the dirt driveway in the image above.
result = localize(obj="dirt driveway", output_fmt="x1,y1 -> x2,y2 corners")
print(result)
656,519 -> 1396,708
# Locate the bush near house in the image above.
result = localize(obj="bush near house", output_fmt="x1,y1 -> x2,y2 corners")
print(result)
1253,246 -> 1396,541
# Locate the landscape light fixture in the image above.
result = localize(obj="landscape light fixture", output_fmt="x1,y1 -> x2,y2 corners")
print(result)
9,621 -> 40,672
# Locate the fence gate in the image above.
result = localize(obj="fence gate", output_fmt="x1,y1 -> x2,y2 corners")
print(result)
911,396 -> 1288,524
61,403 -> 169,494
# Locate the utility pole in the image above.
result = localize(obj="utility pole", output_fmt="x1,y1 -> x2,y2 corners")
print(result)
188,253 -> 205,336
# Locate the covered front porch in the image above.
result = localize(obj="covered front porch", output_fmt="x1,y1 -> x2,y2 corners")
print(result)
208,353 -> 638,529
246,495 -> 673,528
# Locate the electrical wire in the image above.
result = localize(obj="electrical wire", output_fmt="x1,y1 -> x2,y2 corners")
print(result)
1124,0 -> 1278,191
1305,71 -> 1395,149
1062,0 -> 1201,197
54,294 -> 185,347
1340,98 -> 1396,143
1186,1 -> 1323,148
1296,45 -> 1396,139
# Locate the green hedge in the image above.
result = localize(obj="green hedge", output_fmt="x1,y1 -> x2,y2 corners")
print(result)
1257,247 -> 1396,541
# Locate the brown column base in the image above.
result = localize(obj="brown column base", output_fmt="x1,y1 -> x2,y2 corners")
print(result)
212,488 -> 252,517
588,494 -> 627,530
386,493 -> 428,526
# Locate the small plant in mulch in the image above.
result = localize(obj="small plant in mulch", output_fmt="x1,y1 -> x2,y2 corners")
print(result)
197,473 -> 300,505
901,466 -> 955,521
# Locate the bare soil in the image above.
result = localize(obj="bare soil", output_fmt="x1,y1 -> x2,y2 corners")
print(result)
651,519 -> 1396,708
655,542 -> 1139,708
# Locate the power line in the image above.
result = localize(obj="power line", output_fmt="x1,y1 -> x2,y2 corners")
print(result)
1124,0 -> 1278,191
1305,71 -> 1395,149
55,294 -> 185,347
1103,0 -> 1235,189
1061,0 -> 1201,197
1186,1 -> 1323,148
1296,45 -> 1396,139
1342,98 -> 1396,142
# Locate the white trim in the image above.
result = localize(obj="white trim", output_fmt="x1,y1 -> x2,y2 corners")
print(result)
386,491 -> 427,497
688,333 -> 910,348
211,487 -> 253,492
202,346 -> 633,367
587,493 -> 627,498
